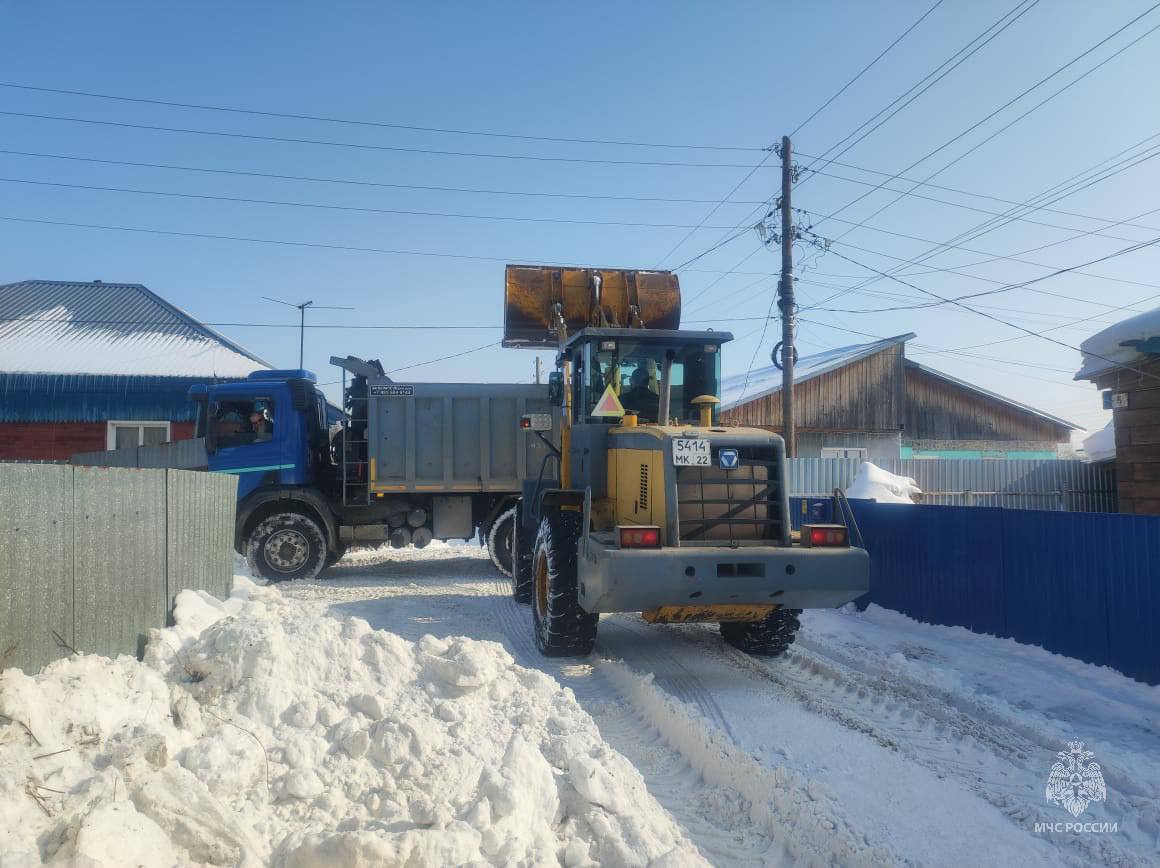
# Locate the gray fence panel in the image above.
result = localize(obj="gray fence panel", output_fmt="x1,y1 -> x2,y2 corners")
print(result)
787,458 -> 1115,512
167,469 -> 236,603
72,467 -> 168,659
0,465 -> 74,672
71,438 -> 208,470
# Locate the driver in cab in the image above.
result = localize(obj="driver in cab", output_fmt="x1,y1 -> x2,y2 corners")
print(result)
620,366 -> 658,422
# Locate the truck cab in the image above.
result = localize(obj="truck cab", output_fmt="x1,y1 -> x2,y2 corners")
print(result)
193,369 -> 332,499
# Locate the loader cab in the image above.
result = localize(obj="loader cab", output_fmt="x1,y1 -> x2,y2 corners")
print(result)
196,369 -> 327,498
562,328 -> 731,426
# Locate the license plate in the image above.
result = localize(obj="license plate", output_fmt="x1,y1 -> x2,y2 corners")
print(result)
672,438 -> 711,466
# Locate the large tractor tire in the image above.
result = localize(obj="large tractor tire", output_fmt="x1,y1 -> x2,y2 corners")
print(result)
531,508 -> 597,657
510,503 -> 535,604
246,512 -> 328,582
486,506 -> 516,577
719,608 -> 801,657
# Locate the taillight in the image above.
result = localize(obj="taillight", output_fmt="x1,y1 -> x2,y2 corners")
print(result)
618,526 -> 661,548
801,524 -> 849,548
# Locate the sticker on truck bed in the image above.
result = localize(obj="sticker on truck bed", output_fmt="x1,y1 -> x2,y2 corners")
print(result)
672,438 -> 711,466
369,384 -> 414,396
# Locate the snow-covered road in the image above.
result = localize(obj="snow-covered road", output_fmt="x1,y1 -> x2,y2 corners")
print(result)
286,541 -> 1160,867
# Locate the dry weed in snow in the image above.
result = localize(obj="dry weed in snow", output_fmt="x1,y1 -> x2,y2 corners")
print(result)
0,577 -> 705,867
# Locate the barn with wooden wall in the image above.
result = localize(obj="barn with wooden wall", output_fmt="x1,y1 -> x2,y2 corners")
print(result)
720,333 -> 1075,461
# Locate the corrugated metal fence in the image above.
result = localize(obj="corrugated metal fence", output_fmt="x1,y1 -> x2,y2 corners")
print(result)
0,464 -> 235,673
72,437 -> 208,470
849,501 -> 1160,685
789,458 -> 1115,512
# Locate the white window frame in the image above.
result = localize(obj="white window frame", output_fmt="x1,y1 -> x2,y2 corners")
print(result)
106,420 -> 172,450
820,446 -> 869,461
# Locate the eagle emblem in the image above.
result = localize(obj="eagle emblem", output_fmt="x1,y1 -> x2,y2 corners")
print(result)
1045,740 -> 1107,818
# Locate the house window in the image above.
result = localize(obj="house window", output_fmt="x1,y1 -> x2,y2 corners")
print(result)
107,421 -> 171,450
820,447 -> 868,461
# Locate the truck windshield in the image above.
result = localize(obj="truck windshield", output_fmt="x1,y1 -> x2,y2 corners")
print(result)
580,340 -> 721,424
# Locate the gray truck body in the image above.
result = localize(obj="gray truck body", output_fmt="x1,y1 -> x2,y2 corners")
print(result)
364,380 -> 558,495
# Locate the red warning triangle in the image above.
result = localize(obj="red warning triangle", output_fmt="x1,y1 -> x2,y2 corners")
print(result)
592,383 -> 626,417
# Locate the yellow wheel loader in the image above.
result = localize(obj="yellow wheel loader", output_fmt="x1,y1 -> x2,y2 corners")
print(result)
505,265 -> 868,657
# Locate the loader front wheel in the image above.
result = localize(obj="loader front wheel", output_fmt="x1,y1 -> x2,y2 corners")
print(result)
531,509 -> 597,657
246,512 -> 327,582
719,608 -> 801,657
510,504 -> 535,604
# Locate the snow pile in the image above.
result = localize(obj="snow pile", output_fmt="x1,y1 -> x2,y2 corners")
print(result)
1082,420 -> 1116,462
845,462 -> 921,504
1074,305 -> 1160,379
0,577 -> 702,866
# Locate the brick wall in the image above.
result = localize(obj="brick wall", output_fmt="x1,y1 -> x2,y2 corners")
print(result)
1093,357 -> 1160,515
0,421 -> 196,462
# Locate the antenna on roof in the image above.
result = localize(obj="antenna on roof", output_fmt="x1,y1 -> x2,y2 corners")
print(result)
263,296 -> 355,368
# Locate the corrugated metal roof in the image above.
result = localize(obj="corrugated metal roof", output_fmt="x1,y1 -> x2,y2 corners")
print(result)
720,333 -> 915,410
0,280 -> 269,377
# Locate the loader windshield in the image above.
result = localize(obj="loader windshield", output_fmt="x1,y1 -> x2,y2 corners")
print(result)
578,339 -> 721,424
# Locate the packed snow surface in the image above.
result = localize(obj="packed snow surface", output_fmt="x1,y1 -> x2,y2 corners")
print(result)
1075,305 -> 1160,379
0,575 -> 702,866
845,461 -> 921,503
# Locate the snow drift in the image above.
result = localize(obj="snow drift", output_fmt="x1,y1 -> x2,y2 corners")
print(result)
0,577 -> 703,866
845,462 -> 921,504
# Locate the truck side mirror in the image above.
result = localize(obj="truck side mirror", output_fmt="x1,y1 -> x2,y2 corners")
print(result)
547,371 -> 564,406
205,402 -> 219,454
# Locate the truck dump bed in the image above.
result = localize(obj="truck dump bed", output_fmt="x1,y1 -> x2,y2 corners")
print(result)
364,381 -> 558,494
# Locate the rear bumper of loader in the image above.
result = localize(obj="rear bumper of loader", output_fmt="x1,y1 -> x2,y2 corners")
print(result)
577,540 -> 869,614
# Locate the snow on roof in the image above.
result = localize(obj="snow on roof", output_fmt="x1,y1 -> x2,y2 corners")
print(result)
1082,420 -> 1116,462
0,280 -> 269,377
720,333 -> 915,410
1074,305 -> 1160,380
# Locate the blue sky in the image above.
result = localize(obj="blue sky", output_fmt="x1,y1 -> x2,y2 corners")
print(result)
3,1 -> 1159,434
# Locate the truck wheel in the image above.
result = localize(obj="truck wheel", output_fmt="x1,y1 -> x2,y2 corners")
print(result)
486,506 -> 516,577
531,509 -> 597,657
510,504 -> 534,604
246,512 -> 328,582
719,608 -> 802,657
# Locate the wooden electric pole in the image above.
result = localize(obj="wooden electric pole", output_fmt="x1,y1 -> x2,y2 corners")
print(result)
778,135 -> 796,457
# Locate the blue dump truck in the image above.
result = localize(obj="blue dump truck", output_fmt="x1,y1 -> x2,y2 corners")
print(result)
74,355 -> 557,581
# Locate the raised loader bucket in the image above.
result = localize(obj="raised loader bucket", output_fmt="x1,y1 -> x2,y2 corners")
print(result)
503,265 -> 682,348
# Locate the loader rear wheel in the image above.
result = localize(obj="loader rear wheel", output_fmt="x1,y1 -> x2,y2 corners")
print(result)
531,509 -> 597,657
486,506 -> 516,577
246,512 -> 327,582
719,608 -> 801,657
510,503 -> 535,604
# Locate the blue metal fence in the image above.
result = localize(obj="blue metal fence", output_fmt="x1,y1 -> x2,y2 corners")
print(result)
848,502 -> 1160,685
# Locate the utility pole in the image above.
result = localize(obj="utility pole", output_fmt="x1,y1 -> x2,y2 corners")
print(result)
534,356 -> 543,384
778,135 -> 796,457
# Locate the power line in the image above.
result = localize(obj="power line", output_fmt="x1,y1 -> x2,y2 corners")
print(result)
389,341 -> 502,374
818,245 -> 1160,382
799,0 -> 1042,180
0,110 -> 763,169
0,81 -> 760,151
654,151 -> 775,267
0,175 -> 761,231
813,3 -> 1160,235
0,148 -> 776,206
802,137 -> 1160,309
789,0 -> 947,137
